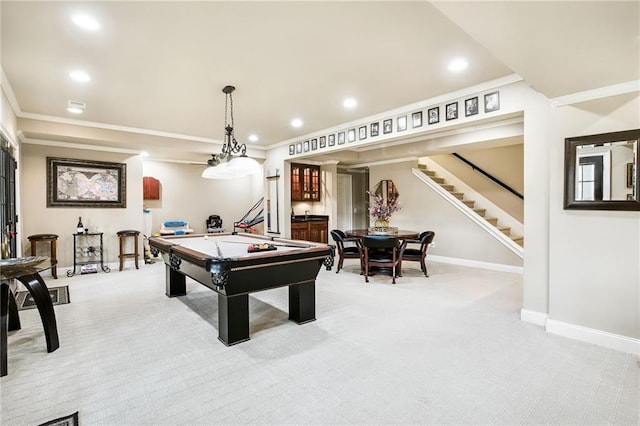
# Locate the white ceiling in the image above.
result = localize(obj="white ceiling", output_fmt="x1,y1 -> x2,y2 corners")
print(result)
2,1 -> 638,164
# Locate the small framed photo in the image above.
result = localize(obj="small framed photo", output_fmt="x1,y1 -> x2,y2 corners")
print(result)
348,128 -> 356,142
428,107 -> 439,125
484,91 -> 500,112
397,115 -> 407,131
465,97 -> 479,117
296,142 -> 302,154
338,132 -> 345,145
311,138 -> 318,150
303,140 -> 310,152
289,144 -> 295,155
412,111 -> 423,128
359,126 -> 367,140
370,122 -> 379,137
319,136 -> 326,148
383,119 -> 393,134
328,134 -> 336,146
446,102 -> 458,121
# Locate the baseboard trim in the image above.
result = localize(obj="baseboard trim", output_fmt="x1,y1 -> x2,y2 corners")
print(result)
520,309 -> 548,326
546,319 -> 640,356
429,254 -> 523,274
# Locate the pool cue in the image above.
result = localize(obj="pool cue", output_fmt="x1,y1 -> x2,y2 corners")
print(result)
221,240 -> 312,249
214,241 -> 224,257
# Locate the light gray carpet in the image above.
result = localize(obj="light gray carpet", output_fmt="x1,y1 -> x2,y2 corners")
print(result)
1,260 -> 638,425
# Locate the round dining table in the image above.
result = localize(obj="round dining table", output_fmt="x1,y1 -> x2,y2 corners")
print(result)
345,229 -> 419,240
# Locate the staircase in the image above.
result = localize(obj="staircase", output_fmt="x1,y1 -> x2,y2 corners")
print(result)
415,163 -> 524,255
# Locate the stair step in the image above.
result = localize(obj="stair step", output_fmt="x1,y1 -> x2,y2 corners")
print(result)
473,208 -> 486,217
511,236 -> 524,246
420,169 -> 437,177
497,225 -> 511,235
450,192 -> 464,200
431,176 -> 445,184
441,184 -> 455,191
462,200 -> 475,207
485,217 -> 498,226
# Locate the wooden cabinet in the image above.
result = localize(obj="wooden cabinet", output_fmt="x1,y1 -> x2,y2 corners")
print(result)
309,221 -> 328,244
291,219 -> 328,243
291,221 -> 309,241
291,163 -> 320,201
143,176 -> 160,200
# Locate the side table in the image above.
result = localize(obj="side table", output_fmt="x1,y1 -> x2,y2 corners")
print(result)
1,256 -> 59,377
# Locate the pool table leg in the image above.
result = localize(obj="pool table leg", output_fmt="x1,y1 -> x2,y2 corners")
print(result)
165,265 -> 186,297
289,280 -> 316,324
218,293 -> 249,346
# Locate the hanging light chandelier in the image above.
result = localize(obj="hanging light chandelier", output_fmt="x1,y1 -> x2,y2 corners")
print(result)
202,85 -> 261,179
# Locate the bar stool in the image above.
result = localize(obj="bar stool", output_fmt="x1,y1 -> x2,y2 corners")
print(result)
116,230 -> 140,271
27,234 -> 58,279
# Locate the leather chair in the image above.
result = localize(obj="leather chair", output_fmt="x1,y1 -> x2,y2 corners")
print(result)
362,235 -> 401,284
330,230 -> 363,273
399,231 -> 435,277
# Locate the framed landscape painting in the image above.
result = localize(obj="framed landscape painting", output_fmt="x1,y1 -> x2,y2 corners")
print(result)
47,157 -> 126,208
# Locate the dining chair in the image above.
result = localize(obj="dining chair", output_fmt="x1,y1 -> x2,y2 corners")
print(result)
330,229 -> 363,274
361,235 -> 401,284
398,231 -> 435,277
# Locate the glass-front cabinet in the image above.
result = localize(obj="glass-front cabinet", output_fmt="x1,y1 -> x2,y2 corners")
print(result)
291,163 -> 320,202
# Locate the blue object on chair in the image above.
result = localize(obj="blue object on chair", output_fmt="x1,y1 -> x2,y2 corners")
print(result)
164,221 -> 187,227
174,230 -> 185,235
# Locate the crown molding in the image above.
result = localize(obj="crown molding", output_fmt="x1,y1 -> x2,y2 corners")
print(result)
267,73 -> 524,150
550,80 -> 640,107
1,67 -> 21,117
19,133 -> 141,155
349,156 -> 418,169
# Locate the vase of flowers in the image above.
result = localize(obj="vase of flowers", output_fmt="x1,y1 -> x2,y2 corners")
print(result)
367,190 -> 401,233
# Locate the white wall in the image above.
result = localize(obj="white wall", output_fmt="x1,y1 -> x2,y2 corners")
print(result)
369,160 -> 523,267
430,144 -> 524,222
549,92 -> 640,338
142,160 -> 263,235
20,144 -> 144,269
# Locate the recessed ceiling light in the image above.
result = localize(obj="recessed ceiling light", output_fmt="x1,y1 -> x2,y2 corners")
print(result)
343,98 -> 357,109
448,57 -> 468,72
70,70 -> 91,82
291,118 -> 303,128
248,134 -> 258,142
71,14 -> 100,31
67,107 -> 83,114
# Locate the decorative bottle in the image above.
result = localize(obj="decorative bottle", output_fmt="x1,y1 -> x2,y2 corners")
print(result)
77,217 -> 84,234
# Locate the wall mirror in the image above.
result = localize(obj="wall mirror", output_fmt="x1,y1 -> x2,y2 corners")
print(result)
564,129 -> 639,210
374,179 -> 399,205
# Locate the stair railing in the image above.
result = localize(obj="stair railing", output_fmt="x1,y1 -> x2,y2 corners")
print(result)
452,153 -> 524,200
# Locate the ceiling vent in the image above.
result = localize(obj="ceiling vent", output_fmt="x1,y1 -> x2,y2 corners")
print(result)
67,100 -> 86,114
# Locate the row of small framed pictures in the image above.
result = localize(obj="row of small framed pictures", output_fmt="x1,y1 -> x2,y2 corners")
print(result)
289,91 -> 500,155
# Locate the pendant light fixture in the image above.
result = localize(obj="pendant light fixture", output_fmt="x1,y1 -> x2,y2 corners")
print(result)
202,85 -> 261,179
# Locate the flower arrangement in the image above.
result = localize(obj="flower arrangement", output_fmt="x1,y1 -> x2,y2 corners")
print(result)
366,190 -> 402,222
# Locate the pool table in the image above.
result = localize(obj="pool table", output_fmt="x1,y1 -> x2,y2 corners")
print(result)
149,233 -> 334,346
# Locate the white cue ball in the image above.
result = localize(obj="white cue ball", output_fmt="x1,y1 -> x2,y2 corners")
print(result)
203,235 -> 208,239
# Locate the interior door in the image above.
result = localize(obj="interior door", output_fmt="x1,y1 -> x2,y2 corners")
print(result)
337,173 -> 353,231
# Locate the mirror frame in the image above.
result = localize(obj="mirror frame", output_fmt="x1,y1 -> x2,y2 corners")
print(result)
564,128 -> 639,211
373,179 -> 399,205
